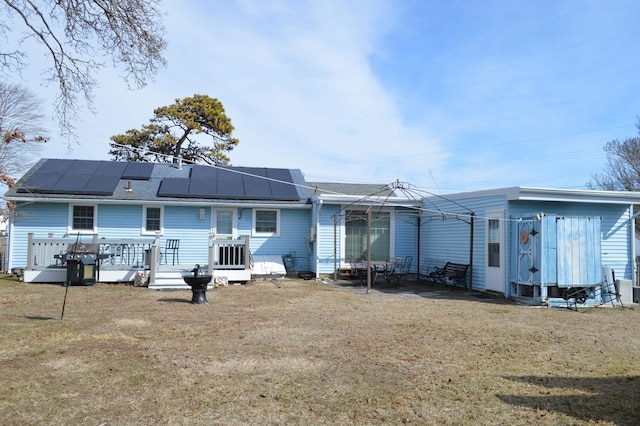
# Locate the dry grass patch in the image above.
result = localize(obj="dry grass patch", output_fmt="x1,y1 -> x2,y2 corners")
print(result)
1,275 -> 639,425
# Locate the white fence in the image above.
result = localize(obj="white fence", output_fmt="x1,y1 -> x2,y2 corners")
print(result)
26,233 -> 154,270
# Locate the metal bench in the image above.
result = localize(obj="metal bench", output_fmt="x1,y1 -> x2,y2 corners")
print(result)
428,261 -> 469,289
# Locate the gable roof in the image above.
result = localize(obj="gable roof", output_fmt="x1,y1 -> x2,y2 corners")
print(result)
6,159 -> 312,206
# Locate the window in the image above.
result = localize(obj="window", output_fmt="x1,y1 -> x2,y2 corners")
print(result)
214,209 -> 234,239
345,210 -> 390,262
71,205 -> 96,232
143,206 -> 162,234
253,209 -> 279,236
488,218 -> 500,267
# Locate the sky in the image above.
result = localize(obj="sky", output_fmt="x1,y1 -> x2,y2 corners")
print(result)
10,0 -> 640,194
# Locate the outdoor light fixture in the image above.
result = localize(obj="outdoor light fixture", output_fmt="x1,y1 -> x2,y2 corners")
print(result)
199,208 -> 205,220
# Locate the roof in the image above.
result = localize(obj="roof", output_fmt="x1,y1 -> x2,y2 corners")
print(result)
425,186 -> 640,205
307,182 -> 397,197
5,159 -> 312,206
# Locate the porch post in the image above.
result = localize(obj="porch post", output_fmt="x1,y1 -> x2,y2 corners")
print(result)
148,233 -> 161,287
27,232 -> 34,270
207,232 -> 214,276
241,235 -> 251,270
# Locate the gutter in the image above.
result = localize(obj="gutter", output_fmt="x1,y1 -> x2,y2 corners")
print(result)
5,196 -> 312,209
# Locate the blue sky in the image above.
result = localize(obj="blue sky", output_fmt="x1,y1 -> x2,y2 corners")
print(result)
22,0 -> 640,193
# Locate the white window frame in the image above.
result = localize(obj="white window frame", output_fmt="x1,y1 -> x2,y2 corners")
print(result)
69,204 -> 98,234
142,205 -> 164,235
253,209 -> 280,237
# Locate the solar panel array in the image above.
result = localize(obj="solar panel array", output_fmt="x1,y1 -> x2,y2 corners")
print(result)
17,159 -> 153,195
157,165 -> 300,201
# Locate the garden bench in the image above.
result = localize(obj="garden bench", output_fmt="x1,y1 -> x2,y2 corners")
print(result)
428,262 -> 469,289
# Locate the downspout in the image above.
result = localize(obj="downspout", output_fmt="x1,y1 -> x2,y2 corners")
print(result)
631,207 -> 640,286
333,213 -> 337,281
6,218 -> 14,274
316,199 -> 323,280
417,214 -> 421,281
468,213 -> 475,290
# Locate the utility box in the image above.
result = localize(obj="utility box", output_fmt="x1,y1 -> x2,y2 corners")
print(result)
616,279 -> 633,305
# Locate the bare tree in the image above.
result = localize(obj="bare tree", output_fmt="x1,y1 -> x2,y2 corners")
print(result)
0,0 -> 167,134
0,82 -> 47,189
589,120 -> 640,191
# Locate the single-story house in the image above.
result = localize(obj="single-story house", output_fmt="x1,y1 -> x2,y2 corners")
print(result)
419,187 -> 640,305
4,159 -> 640,305
4,158 -> 314,287
4,159 -> 423,289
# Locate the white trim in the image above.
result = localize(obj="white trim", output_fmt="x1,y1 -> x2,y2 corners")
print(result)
141,205 -> 164,235
5,195 -> 313,209
252,208 -> 280,237
68,204 -> 98,234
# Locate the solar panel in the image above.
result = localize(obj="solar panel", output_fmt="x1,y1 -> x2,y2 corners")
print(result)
217,178 -> 245,197
84,174 -> 120,195
267,169 -> 300,200
67,160 -> 101,175
190,165 -> 218,180
20,159 -> 303,200
37,159 -> 74,174
243,174 -> 271,197
269,181 -> 299,200
157,178 -> 190,197
52,174 -> 92,193
17,173 -> 64,192
123,162 -> 154,180
96,161 -> 128,176
189,179 -> 217,197
239,167 -> 268,177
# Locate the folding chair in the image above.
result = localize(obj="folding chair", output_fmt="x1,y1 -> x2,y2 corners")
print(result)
162,239 -> 180,265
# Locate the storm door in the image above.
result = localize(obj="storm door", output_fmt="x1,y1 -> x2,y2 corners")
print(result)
213,209 -> 235,239
485,210 -> 505,292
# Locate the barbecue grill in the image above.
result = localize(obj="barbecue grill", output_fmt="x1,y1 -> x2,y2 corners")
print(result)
55,243 -> 111,285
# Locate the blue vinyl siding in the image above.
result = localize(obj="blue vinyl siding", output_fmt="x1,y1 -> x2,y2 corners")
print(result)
421,194 -> 505,291
247,208 -> 311,271
394,209 -> 419,273
12,203 -> 69,267
96,204 -> 141,237
316,204 -> 342,274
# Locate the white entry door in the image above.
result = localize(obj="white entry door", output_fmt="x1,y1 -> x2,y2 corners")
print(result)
485,210 -> 505,293
213,209 -> 235,239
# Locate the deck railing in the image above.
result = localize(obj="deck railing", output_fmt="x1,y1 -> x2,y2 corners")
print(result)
26,233 -> 154,270
207,235 -> 251,273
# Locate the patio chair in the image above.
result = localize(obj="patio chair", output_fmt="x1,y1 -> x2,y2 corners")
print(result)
388,256 -> 413,284
161,239 -> 180,265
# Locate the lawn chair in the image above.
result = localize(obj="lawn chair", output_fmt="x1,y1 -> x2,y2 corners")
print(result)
388,256 -> 413,284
